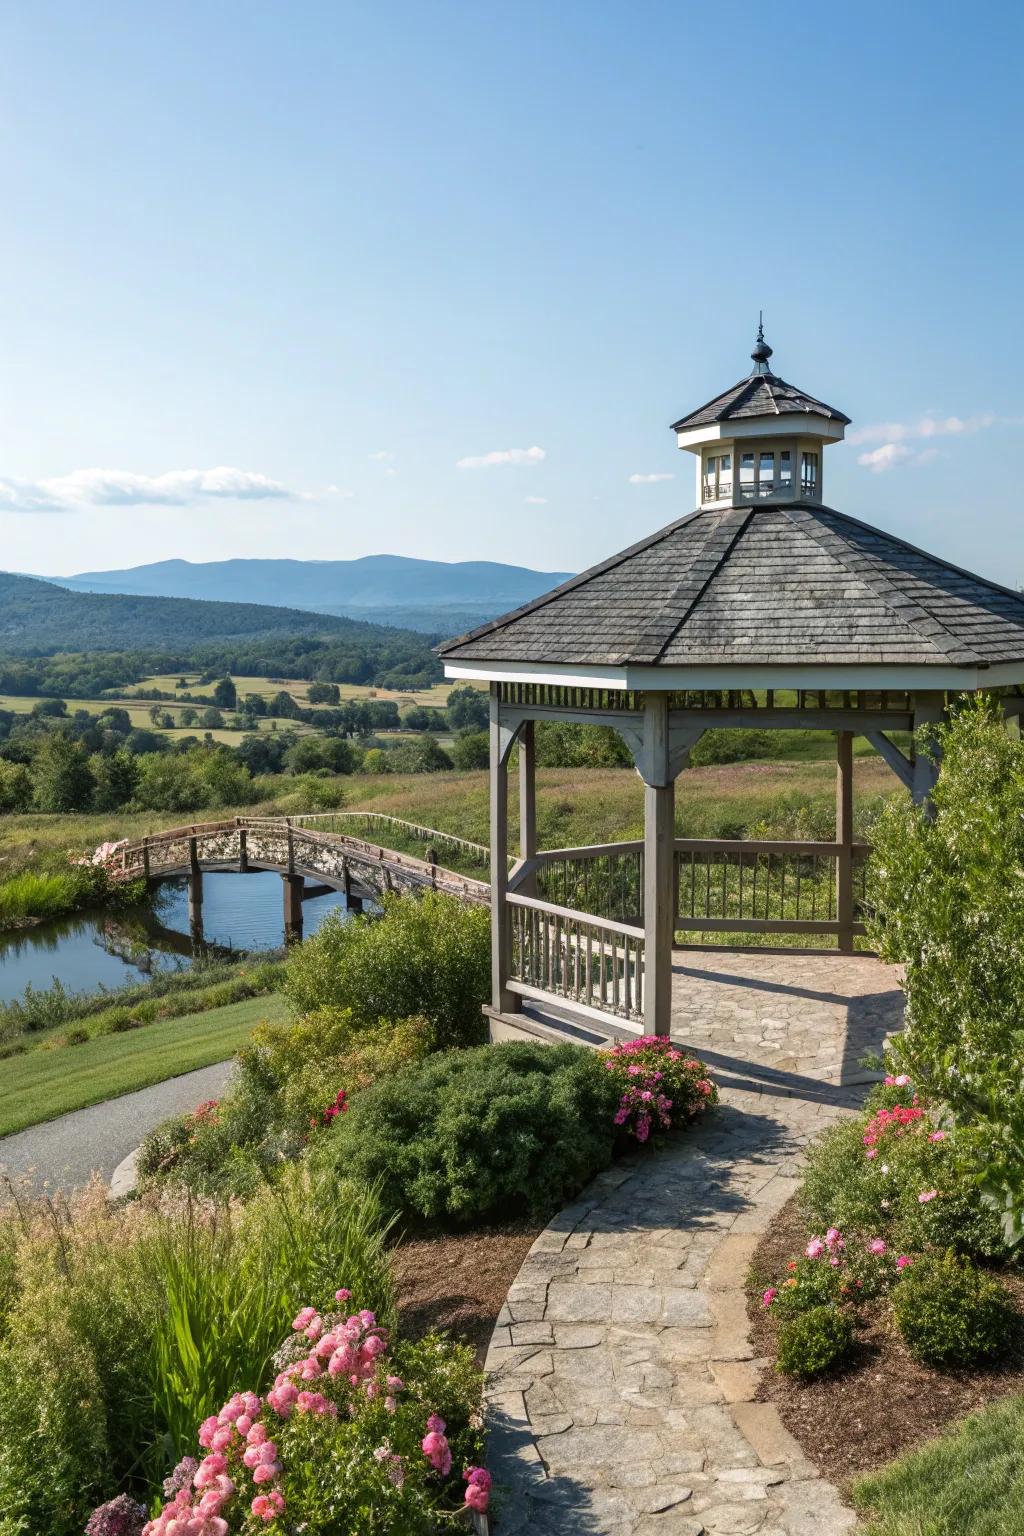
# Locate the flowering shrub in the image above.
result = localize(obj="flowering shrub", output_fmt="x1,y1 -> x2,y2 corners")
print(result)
85,1495 -> 148,1536
764,1226 -> 904,1320
135,1290 -> 486,1536
600,1037 -> 717,1143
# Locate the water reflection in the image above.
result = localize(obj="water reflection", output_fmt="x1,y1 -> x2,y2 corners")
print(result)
0,871 -> 354,1006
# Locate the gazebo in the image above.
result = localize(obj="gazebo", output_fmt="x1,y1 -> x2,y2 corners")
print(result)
439,328 -> 1024,1041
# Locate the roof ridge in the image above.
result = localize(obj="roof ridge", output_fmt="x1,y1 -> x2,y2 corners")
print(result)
781,504 -> 984,665
435,506 -> 709,657
623,507 -> 753,664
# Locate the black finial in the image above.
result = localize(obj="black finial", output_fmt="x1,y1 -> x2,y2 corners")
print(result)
751,312 -> 773,374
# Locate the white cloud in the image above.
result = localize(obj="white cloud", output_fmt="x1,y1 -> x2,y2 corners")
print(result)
456,445 -> 546,470
628,472 -> 675,484
0,465 -> 296,511
851,411 -> 1006,472
383,467 -> 398,478
370,451 -> 395,461
857,443 -> 913,472
525,495 -> 548,505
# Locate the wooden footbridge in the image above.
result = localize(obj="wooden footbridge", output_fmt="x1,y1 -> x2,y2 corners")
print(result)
108,812 -> 490,939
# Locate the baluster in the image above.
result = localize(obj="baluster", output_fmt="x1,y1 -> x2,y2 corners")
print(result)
599,932 -> 607,1007
623,937 -> 632,1015
585,929 -> 593,1007
612,941 -> 620,1014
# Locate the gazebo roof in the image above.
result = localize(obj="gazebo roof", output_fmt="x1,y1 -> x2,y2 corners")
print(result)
670,372 -> 850,433
439,501 -> 1024,685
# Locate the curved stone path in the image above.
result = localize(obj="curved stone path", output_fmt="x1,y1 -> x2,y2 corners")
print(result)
486,951 -> 904,1535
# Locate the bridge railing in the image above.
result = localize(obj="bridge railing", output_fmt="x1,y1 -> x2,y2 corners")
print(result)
286,811 -> 493,874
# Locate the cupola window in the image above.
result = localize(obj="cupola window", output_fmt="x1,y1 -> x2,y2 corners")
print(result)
801,451 -> 819,496
701,452 -> 732,501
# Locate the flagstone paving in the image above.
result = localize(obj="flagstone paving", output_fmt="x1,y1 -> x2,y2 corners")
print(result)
485,950 -> 905,1535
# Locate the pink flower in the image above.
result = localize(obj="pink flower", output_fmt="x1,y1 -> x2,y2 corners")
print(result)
867,1238 -> 887,1256
804,1237 -> 826,1259
929,1131 -> 947,1142
825,1227 -> 845,1252
422,1430 -> 452,1476
896,1255 -> 913,1270
865,1148 -> 878,1159
762,1287 -> 777,1307
251,1489 -> 285,1522
918,1189 -> 938,1203
335,1287 -> 352,1302
464,1466 -> 492,1511
895,1074 -> 911,1087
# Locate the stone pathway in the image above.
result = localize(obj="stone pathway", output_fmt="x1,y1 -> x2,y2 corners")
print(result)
485,951 -> 904,1535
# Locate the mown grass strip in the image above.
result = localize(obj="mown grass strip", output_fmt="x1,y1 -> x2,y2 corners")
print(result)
0,993 -> 292,1138
852,1392 -> 1024,1535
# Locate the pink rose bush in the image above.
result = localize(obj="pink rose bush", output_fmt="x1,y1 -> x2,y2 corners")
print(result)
601,1037 -> 717,1143
128,1288 -> 487,1536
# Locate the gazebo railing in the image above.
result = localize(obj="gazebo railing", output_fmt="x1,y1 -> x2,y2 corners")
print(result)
508,836 -> 870,956
507,892 -> 645,1024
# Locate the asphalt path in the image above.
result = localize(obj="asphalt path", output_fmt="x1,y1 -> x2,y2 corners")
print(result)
0,1060 -> 234,1195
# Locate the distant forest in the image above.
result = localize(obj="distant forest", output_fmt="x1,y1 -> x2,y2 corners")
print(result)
0,573 -> 442,689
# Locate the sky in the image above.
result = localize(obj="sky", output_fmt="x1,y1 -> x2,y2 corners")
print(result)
0,0 -> 1023,583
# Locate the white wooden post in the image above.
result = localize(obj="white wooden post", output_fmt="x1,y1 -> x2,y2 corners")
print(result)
489,686 -> 517,1013
835,730 -> 854,953
518,718 -> 537,897
641,694 -> 675,1037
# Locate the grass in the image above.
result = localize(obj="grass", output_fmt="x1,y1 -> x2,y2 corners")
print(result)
0,867 -> 101,927
0,992 -> 293,1136
852,1393 -> 1024,1535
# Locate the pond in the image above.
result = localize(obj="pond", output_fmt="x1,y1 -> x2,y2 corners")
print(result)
0,871 -> 354,1005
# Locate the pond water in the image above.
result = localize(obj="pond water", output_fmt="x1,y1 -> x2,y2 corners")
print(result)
0,872 -> 354,1005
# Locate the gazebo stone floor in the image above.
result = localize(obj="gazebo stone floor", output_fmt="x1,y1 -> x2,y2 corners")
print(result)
485,950 -> 905,1535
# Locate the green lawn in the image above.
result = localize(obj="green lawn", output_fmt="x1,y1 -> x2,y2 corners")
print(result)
853,1394 -> 1024,1535
0,993 -> 292,1137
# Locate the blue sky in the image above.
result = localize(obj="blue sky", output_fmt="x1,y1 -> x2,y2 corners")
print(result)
1,0 -> 1022,582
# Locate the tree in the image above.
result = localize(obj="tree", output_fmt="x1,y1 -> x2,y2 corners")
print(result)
200,707 -> 225,729
0,759 -> 33,813
451,728 -> 489,770
869,695 -> 1024,1242
447,686 -> 488,732
213,676 -> 237,710
90,749 -> 141,811
178,706 -> 198,728
307,681 -> 341,705
32,735 -> 95,812
271,691 -> 302,720
243,693 -> 268,717
30,698 -> 67,719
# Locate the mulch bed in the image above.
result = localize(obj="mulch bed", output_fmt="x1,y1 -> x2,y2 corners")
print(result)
393,1220 -> 541,1363
747,1195 -> 1024,1488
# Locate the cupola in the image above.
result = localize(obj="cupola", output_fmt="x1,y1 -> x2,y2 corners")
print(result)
671,320 -> 850,510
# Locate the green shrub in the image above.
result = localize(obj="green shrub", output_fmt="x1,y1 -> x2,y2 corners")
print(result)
317,1041 -> 621,1224
283,892 -> 490,1049
776,1304 -> 853,1377
892,1251 -> 1012,1367
869,695 -> 1024,1241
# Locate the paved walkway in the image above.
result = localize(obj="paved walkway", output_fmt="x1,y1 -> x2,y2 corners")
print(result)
486,950 -> 904,1535
0,1060 -> 233,1195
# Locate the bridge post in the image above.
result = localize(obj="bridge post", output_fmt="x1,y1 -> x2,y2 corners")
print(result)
283,873 -> 304,942
238,827 -> 248,873
142,836 -> 151,881
188,837 -> 204,942
287,820 -> 295,875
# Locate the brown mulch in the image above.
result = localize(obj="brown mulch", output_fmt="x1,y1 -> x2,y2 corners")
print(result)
393,1220 -> 541,1363
747,1195 -> 1024,1489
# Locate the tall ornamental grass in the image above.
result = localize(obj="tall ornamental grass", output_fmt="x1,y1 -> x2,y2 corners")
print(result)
0,1168 -> 395,1536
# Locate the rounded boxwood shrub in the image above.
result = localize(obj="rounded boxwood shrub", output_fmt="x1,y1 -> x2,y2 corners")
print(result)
892,1251 -> 1013,1367
316,1041 -> 621,1224
776,1305 -> 853,1377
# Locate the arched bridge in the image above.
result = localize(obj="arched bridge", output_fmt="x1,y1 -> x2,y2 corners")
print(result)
107,812 -> 490,939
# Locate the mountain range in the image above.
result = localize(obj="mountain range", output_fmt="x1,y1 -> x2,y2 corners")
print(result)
52,554 -> 574,633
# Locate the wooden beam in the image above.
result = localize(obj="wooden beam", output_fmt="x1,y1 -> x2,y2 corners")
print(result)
641,695 -> 674,1036
864,731 -> 913,790
518,719 -> 537,897
490,688 -> 517,1013
910,692 -> 945,807
836,730 -> 854,954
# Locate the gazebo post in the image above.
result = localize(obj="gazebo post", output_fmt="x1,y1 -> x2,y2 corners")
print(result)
911,692 -> 945,806
642,694 -> 675,1036
518,719 -> 537,897
835,730 -> 854,953
489,687 -> 517,1013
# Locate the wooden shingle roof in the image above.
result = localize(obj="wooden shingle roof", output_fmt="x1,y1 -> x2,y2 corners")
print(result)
438,503 -> 1024,671
670,372 -> 851,432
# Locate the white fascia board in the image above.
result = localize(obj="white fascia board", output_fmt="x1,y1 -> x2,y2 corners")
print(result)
675,414 -> 846,452
444,658 -> 1024,691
